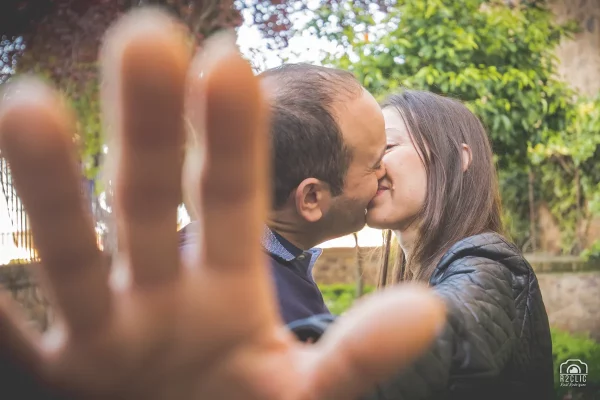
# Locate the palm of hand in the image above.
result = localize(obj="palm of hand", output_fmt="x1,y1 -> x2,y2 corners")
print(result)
0,7 -> 444,400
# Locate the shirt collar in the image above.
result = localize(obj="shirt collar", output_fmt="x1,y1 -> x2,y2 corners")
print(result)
181,223 -> 323,272
261,226 -> 322,265
261,227 -> 296,262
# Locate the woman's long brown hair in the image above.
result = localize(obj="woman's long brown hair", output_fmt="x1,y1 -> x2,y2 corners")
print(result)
379,90 -> 504,287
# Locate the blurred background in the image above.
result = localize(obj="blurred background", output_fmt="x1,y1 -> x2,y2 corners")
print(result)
0,1 -> 598,398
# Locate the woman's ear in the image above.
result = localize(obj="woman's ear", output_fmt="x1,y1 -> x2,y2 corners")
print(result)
461,143 -> 472,172
294,178 -> 331,223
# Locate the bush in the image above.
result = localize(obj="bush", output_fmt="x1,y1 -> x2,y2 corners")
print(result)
552,328 -> 600,399
319,284 -> 600,399
319,283 -> 375,315
7,258 -> 31,265
581,240 -> 600,263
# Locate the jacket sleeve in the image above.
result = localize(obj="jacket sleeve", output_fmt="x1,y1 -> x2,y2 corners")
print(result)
289,257 -> 518,400
366,257 -> 519,399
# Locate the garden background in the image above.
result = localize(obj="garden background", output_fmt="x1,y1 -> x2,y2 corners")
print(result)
0,1 -> 598,398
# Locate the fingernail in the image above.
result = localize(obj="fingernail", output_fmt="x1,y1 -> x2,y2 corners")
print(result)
187,29 -> 238,102
0,77 -> 54,109
197,29 -> 239,75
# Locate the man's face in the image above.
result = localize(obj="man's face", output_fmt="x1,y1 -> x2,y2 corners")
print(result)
322,89 -> 386,238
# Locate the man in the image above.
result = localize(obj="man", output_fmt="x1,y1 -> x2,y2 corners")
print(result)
0,7 -> 444,399
181,63 -> 387,325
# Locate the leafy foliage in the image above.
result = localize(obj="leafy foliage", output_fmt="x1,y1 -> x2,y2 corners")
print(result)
582,240 -> 600,262
551,327 -> 600,399
69,78 -> 103,183
305,0 -> 598,253
1,0 -> 598,255
319,283 -> 375,315
531,95 -> 600,253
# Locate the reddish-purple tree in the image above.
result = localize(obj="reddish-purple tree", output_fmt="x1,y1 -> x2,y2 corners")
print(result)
0,0 -> 299,85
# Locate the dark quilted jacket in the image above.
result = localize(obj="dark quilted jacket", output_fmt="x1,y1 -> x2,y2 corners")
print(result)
289,232 -> 555,400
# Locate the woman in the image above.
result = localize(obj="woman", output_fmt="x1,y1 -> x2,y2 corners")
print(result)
291,90 -> 554,399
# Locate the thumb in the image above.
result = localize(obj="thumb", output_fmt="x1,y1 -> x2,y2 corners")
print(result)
306,284 -> 446,399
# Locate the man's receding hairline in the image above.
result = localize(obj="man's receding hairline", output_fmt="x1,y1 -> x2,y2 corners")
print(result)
258,65 -> 363,100
260,74 -> 363,127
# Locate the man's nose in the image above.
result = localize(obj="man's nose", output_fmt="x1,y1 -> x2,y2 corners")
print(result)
376,164 -> 386,180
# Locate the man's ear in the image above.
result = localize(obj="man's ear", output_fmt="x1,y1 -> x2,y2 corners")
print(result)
461,143 -> 472,172
294,178 -> 331,223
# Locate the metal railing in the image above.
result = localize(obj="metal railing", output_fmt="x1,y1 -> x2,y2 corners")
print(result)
0,156 -> 37,263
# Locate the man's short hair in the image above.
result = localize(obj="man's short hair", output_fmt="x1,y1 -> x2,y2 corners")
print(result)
259,63 -> 363,209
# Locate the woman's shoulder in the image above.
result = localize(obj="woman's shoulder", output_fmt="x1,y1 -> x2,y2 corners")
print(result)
433,232 -> 532,281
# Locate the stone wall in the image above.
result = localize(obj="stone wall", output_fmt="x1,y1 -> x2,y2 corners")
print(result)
314,247 -> 382,286
0,263 -> 52,332
550,0 -> 600,96
1,251 -> 599,341
537,272 -> 600,340
312,247 -> 600,341
544,0 -> 600,340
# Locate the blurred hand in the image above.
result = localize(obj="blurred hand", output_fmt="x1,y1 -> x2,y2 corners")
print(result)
0,7 -> 445,400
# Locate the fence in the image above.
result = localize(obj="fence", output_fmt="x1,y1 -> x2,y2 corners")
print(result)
0,156 -> 37,263
0,155 -> 106,331
0,155 -> 46,330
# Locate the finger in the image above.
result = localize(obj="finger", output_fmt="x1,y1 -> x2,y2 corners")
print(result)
189,31 -> 270,272
100,8 -> 192,285
307,284 -> 446,399
0,292 -> 57,398
0,79 -> 111,336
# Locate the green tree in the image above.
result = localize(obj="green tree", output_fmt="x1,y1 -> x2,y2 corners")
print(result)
305,0 -> 599,253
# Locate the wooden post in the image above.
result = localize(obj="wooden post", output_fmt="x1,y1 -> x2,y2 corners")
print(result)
353,232 -> 364,298
528,169 -> 537,252
574,168 -> 583,252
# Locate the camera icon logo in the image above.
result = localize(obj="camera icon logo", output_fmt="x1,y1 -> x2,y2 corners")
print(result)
559,359 -> 588,388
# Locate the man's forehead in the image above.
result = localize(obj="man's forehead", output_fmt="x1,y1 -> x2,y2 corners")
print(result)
336,91 -> 385,149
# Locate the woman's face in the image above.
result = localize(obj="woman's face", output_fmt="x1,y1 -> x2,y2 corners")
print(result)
366,107 -> 427,230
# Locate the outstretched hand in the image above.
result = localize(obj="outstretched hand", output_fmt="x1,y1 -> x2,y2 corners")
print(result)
0,8 -> 445,400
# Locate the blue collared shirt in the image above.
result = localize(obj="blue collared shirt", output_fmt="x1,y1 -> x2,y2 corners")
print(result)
261,228 -> 330,324
178,223 -> 330,324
